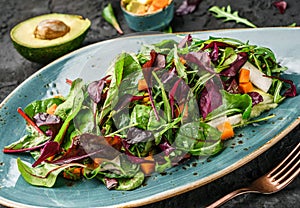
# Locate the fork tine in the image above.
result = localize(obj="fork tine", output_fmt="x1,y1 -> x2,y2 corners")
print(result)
276,158 -> 300,182
268,142 -> 300,178
277,162 -> 300,189
271,148 -> 300,180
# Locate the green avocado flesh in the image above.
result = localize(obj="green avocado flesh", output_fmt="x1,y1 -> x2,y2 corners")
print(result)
10,13 -> 91,64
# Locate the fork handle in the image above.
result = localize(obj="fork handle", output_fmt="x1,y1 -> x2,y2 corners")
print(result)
206,187 -> 259,208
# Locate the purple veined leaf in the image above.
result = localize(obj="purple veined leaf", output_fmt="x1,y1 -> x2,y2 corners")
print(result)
34,113 -> 62,126
169,79 -> 180,118
32,141 -> 61,167
223,77 -> 240,94
142,48 -> 165,68
202,41 -> 234,63
184,51 -> 215,73
210,42 -> 219,62
113,94 -> 145,111
141,50 -> 166,121
121,140 -> 147,164
247,92 -> 264,106
3,142 -> 48,154
142,67 -> 160,120
33,113 -> 63,138
104,177 -> 118,190
88,75 -> 111,104
169,78 -> 190,118
51,134 -> 121,165
202,41 -> 234,50
178,34 -> 193,48
273,1 -> 287,14
159,140 -> 175,156
200,79 -> 223,119
125,127 -> 155,144
142,49 -> 157,68
265,75 -> 297,97
175,0 -> 203,16
153,54 -> 166,68
160,67 -> 177,84
220,52 -> 248,77
283,80 -> 297,97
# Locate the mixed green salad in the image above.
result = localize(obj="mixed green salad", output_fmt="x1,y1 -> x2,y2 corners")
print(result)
3,34 -> 296,190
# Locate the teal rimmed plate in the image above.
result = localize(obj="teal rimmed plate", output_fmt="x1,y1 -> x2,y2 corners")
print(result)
0,28 -> 300,208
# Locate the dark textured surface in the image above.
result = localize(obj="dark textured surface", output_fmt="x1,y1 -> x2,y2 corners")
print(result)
0,0 -> 299,207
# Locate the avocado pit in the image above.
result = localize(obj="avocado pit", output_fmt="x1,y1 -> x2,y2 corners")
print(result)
34,19 -> 70,40
10,13 -> 91,64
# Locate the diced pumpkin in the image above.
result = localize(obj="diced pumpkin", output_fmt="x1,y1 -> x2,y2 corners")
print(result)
138,79 -> 148,91
174,103 -> 189,119
239,68 -> 250,83
93,157 -> 104,165
239,82 -> 253,94
180,56 -> 186,65
142,96 -> 150,103
46,103 -> 57,115
217,121 -> 234,140
140,155 -> 155,175
241,62 -> 272,92
63,167 -> 82,180
105,136 -> 122,150
150,0 -> 169,12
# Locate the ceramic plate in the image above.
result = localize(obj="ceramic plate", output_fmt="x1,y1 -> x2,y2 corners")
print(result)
0,28 -> 300,208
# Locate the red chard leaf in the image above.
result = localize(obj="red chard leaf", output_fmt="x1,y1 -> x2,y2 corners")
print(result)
32,141 -> 60,167
178,34 -> 193,48
200,79 -> 223,119
248,92 -> 264,106
88,75 -> 110,104
220,52 -> 248,77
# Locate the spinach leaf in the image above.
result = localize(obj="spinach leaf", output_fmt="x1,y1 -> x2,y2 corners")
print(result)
32,83 -> 85,167
175,121 -> 223,156
173,45 -> 188,83
207,90 -> 252,121
74,106 -> 99,134
100,53 -> 141,122
94,155 -> 140,179
3,126 -> 49,153
24,97 -> 64,119
115,171 -> 144,191
54,78 -> 85,120
17,158 -> 84,187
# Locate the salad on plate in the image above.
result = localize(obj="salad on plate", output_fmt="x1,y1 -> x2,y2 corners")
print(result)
3,34 -> 296,190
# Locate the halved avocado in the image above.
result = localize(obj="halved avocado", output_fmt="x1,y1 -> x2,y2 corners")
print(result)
10,13 -> 91,64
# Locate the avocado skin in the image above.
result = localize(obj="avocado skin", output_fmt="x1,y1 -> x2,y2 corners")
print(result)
12,29 -> 89,64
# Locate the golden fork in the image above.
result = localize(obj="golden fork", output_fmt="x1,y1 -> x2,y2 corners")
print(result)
206,142 -> 300,208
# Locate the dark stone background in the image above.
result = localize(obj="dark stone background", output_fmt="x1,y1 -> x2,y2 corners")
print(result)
0,0 -> 299,207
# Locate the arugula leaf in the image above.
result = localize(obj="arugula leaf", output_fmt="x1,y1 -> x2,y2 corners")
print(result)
209,5 -> 257,28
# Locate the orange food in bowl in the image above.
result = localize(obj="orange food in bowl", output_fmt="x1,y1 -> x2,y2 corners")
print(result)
122,0 -> 172,15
